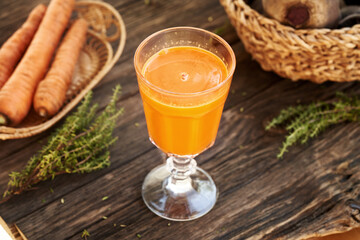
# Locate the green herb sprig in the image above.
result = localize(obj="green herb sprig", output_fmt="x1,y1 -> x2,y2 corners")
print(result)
81,229 -> 90,239
266,93 -> 360,158
1,85 -> 124,203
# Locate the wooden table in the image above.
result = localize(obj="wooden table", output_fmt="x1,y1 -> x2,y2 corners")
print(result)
1,0 -> 360,239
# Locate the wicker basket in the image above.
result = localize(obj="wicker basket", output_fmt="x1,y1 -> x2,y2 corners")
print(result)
220,0 -> 360,83
0,0 -> 126,140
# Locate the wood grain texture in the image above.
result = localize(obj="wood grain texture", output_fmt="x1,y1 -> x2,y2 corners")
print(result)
307,228 -> 360,240
0,0 -> 360,239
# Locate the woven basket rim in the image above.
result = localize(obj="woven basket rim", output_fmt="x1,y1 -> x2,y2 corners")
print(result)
237,0 -> 360,35
220,0 -> 360,83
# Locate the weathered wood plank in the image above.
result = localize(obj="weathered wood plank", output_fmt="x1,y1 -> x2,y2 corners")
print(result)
308,228 -> 360,240
0,40 -> 248,226
12,82 -> 360,239
0,93 -> 152,221
0,0 -> 360,240
0,0 -> 242,225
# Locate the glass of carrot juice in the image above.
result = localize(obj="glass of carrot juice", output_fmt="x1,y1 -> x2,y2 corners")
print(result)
134,27 -> 236,221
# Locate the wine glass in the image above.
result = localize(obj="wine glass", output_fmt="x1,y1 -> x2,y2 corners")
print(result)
134,27 -> 236,221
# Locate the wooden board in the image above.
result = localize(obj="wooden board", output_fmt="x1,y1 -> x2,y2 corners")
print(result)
0,0 -> 359,239
0,217 -> 14,240
307,228 -> 360,240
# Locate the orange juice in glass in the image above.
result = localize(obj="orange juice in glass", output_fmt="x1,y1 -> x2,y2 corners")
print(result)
134,27 -> 235,221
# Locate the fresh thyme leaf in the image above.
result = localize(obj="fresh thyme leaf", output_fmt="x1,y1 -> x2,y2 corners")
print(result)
266,93 -> 360,158
1,86 -> 124,202
82,229 -> 90,239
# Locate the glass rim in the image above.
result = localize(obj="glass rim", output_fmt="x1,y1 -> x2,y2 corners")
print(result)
134,26 -> 236,96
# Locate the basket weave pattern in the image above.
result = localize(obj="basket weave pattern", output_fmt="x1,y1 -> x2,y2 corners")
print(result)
220,0 -> 360,83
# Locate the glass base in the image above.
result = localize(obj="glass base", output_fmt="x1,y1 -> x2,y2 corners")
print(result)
142,163 -> 218,221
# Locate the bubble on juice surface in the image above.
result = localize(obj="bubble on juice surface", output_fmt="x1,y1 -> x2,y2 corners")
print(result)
180,72 -> 189,82
158,48 -> 168,56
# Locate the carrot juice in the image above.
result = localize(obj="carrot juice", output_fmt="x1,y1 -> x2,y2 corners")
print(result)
138,46 -> 231,156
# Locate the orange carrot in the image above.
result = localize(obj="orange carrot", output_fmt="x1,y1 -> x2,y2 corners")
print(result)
0,0 -> 74,126
34,19 -> 88,117
0,4 -> 47,89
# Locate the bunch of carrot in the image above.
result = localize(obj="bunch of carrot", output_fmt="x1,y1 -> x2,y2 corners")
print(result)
0,0 -> 88,126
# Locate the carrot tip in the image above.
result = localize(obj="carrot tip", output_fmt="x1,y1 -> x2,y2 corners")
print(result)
0,114 -> 8,125
38,108 -> 48,118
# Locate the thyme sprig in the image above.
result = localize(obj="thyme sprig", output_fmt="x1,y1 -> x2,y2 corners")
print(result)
1,85 -> 124,203
266,93 -> 360,158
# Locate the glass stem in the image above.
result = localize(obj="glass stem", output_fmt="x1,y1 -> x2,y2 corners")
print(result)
165,155 -> 197,194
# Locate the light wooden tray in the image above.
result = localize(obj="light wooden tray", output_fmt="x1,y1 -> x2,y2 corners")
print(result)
9,224 -> 27,240
0,0 -> 126,140
0,217 -> 27,240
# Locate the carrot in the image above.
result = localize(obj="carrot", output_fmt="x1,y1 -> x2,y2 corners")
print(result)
0,0 -> 74,126
34,19 -> 88,117
0,4 -> 47,89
